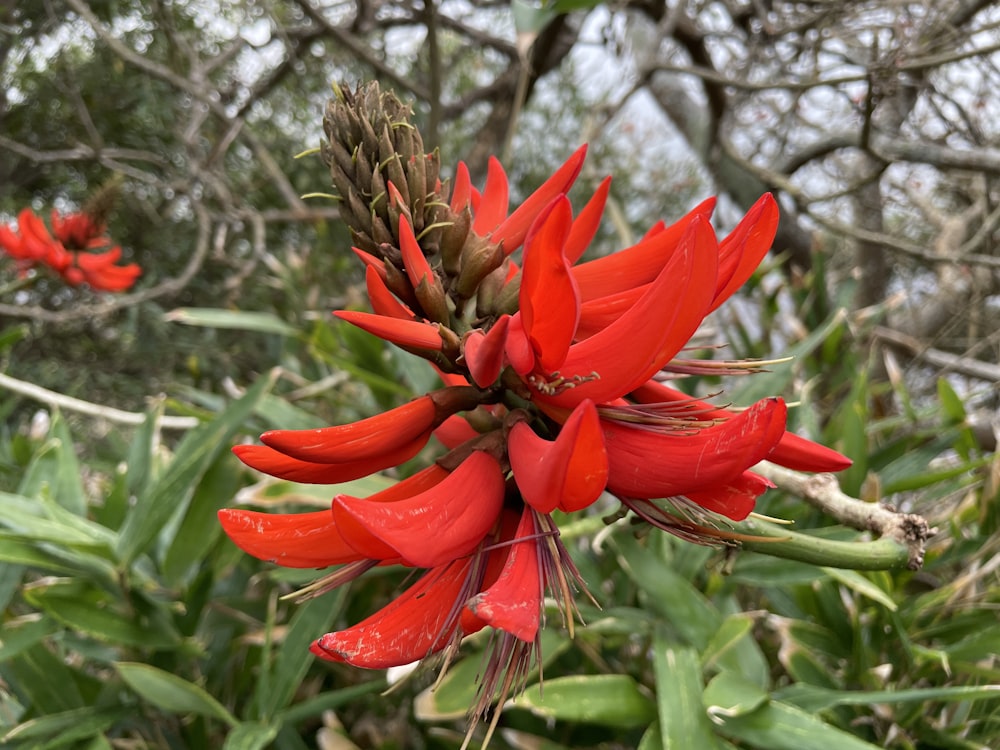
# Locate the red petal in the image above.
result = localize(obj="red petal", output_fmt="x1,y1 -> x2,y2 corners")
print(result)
473,156 -> 510,237
504,313 -> 535,376
463,315 -> 510,388
604,398 -> 787,500
398,214 -> 434,290
508,399 -> 607,513
334,310 -> 444,351
333,451 -> 505,568
630,380 -> 852,473
433,414 -> 479,450
520,197 -> 579,372
466,506 -> 541,642
331,464 -> 451,560
312,559 -> 472,668
261,395 -> 437,463
565,177 -> 611,263
533,216 -> 719,408
365,264 -> 412,319
233,432 -> 430,483
450,161 -> 473,212
571,197 -> 715,300
217,508 -> 364,567
493,145 -> 587,253
710,194 -> 778,312
684,471 -> 774,521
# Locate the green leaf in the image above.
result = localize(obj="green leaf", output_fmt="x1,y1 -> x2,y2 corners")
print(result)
613,532 -> 720,649
23,581 -> 180,649
0,642 -> 85,714
222,721 -> 281,750
0,707 -> 126,747
115,662 -> 238,727
0,616 -> 59,663
821,567 -> 897,611
512,674 -> 656,729
164,307 -> 298,336
254,588 -> 348,719
703,671 -> 770,720
161,452 -> 244,586
709,697 -> 884,750
653,635 -> 720,749
937,377 -> 967,423
116,370 -> 278,565
773,683 -> 1000,713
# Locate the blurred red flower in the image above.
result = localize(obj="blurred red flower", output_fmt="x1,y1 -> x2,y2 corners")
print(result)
0,208 -> 140,292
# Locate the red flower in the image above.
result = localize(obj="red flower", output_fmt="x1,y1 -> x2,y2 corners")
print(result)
221,117 -> 850,740
0,208 -> 141,292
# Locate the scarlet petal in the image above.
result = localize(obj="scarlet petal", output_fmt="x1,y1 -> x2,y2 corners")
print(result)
312,559 -> 473,668
472,156 -> 510,237
463,315 -> 510,388
233,432 -> 430,483
710,194 -> 778,312
629,380 -> 852,473
466,506 -> 542,642
509,399 -> 608,514
520,197 -> 580,372
571,196 -> 715,300
565,177 -> 611,264
217,508 -> 364,567
504,313 -> 536,376
363,264 -> 410,319
398,214 -> 434,290
333,451 -> 505,568
768,432 -> 853,472
683,471 -> 774,521
493,145 -> 587,253
535,216 -> 719,409
604,397 -> 787,500
261,395 -> 437,463
334,310 -> 444,351
433,414 -> 480,450
450,161 -> 473,213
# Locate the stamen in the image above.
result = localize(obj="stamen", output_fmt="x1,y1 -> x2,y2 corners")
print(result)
527,370 -> 600,396
281,558 -> 379,602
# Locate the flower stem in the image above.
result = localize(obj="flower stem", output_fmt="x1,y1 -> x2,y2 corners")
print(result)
734,516 -> 915,570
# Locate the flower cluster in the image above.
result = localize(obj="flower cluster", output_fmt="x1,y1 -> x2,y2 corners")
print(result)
0,206 -> 141,292
219,83 -> 850,741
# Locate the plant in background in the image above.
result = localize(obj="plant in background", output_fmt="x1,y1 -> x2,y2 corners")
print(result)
218,82 -> 865,745
0,181 -> 141,293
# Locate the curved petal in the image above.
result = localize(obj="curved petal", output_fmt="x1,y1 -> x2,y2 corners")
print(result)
604,397 -> 787,500
531,216 -> 719,409
260,395 -> 437,463
683,471 -> 774,521
504,313 -> 536,376
312,559 -> 472,668
473,156 -> 510,237
629,380 -> 852,473
217,508 -> 364,567
232,432 -> 430,483
466,506 -> 541,642
334,310 -> 444,351
508,399 -> 607,513
565,177 -> 611,263
333,451 -> 505,568
519,196 -> 579,372
463,315 -> 510,388
710,193 -> 778,312
398,214 -> 434,289
493,144 -> 587,253
365,264 -> 413,319
450,161 -> 473,212
571,196 -> 715,300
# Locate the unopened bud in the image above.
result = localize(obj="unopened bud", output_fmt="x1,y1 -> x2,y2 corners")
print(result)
440,206 -> 471,276
414,272 -> 451,326
475,261 -> 509,318
455,235 -> 503,300
495,268 -> 521,316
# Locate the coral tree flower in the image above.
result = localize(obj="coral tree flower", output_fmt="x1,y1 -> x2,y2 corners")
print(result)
219,82 -> 850,745
0,206 -> 140,292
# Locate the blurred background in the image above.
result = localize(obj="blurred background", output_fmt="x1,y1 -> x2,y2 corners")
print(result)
1,1 -> 999,748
